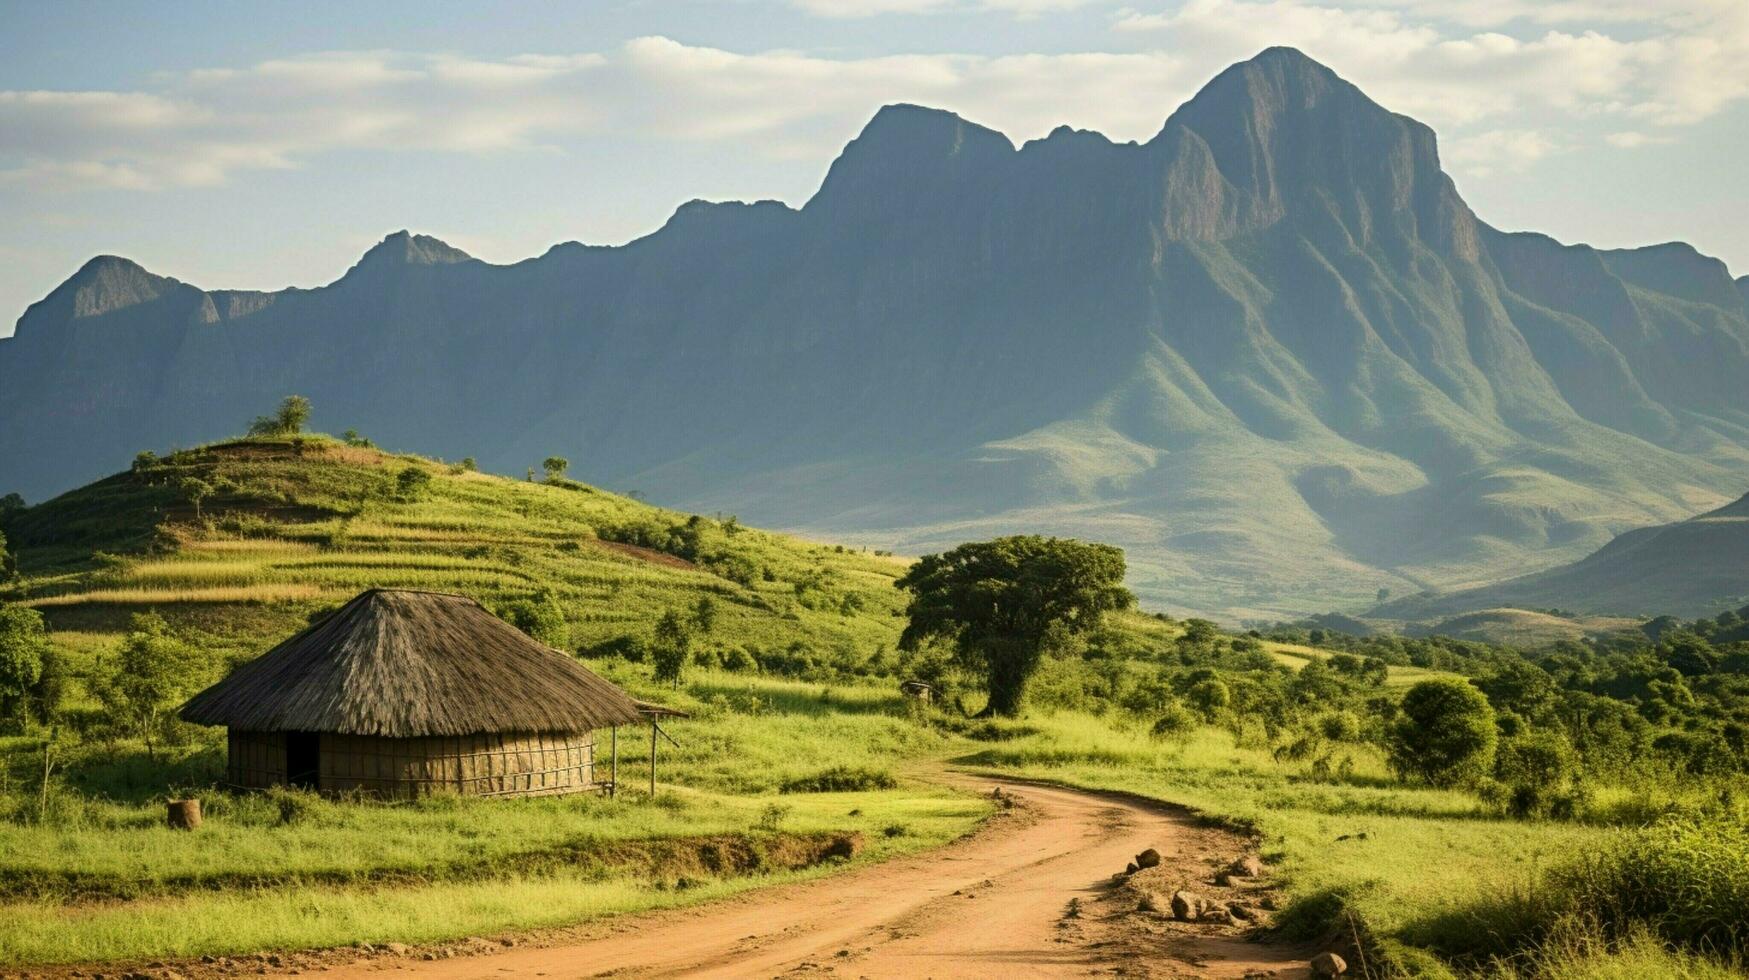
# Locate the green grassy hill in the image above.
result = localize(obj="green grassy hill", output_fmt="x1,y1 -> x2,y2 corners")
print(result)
2,435 -> 914,676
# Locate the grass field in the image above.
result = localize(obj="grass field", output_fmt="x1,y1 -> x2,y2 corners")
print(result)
1,435 -> 1743,977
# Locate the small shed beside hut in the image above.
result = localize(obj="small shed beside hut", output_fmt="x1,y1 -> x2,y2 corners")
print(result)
180,589 -> 650,799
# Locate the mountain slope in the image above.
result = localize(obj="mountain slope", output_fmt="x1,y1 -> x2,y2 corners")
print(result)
4,47 -> 1749,619
1373,491 -> 1749,621
0,435 -> 914,664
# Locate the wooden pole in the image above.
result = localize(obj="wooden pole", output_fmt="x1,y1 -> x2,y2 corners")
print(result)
649,722 -> 658,797
610,726 -> 618,799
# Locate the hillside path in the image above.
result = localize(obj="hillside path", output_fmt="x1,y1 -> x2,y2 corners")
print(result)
319,772 -> 1316,979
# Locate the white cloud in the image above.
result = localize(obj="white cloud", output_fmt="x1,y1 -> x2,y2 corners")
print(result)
790,0 -> 1095,16
0,42 -> 1192,191
1443,128 -> 1560,175
1605,130 -> 1674,148
2,0 -> 1746,194
1107,0 -> 1749,174
1114,0 -> 1749,131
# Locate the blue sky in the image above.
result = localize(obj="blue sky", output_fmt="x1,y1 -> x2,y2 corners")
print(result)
3,0 -> 1747,333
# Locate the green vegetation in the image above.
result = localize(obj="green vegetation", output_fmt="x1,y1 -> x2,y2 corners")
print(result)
1,434 -> 1746,977
896,535 -> 1132,716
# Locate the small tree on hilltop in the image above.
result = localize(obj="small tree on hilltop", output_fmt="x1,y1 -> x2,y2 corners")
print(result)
0,605 -> 49,729
1388,678 -> 1497,788
896,535 -> 1132,717
248,395 -> 311,437
543,457 -> 570,482
652,609 -> 691,687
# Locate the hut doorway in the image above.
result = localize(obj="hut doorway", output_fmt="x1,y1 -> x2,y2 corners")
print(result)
286,732 -> 320,790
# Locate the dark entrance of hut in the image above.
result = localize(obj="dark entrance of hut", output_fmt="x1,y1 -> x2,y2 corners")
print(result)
286,732 -> 320,790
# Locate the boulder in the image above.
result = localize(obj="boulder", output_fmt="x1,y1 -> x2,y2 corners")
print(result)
1311,951 -> 1348,976
1228,855 -> 1265,878
1199,908 -> 1232,924
1227,901 -> 1254,920
1134,848 -> 1162,869
1125,861 -> 1139,874
1170,890 -> 1203,921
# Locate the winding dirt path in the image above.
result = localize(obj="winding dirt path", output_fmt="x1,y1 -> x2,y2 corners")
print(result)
321,773 -> 1316,979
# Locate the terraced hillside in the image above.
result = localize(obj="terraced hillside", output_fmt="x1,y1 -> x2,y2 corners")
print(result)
1,436 -> 914,673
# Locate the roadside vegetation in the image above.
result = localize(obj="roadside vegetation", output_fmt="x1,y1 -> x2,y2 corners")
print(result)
0,408 -> 1745,976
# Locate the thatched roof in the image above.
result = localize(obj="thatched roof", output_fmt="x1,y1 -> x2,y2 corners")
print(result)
181,589 -> 648,737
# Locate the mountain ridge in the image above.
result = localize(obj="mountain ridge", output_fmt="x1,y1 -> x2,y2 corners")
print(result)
5,46 -> 1748,619
1372,489 -> 1749,621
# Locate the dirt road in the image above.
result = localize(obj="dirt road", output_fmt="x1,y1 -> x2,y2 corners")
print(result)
321,774 -> 1316,979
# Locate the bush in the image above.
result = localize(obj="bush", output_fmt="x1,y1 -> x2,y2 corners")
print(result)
1389,678 -> 1496,787
394,467 -> 433,501
1150,700 -> 1199,740
1495,730 -> 1578,818
1542,816 -> 1749,956
779,766 -> 899,794
499,591 -> 568,649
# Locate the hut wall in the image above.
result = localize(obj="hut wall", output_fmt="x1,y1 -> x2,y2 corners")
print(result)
227,730 -> 287,789
317,731 -> 597,799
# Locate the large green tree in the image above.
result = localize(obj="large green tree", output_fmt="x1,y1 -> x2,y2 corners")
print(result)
896,536 -> 1132,717
0,604 -> 48,727
93,612 -> 201,760
1388,678 -> 1497,787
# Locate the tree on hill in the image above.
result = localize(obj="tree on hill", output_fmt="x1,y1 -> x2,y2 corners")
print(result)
896,535 -> 1132,717
248,395 -> 311,437
177,477 -> 214,519
0,605 -> 48,729
542,457 -> 569,482
0,526 -> 11,582
652,609 -> 691,687
691,596 -> 718,636
1388,678 -> 1497,788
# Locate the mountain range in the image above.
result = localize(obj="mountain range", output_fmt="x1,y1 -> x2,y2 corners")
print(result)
4,46 -> 1748,620
1372,490 -> 1749,624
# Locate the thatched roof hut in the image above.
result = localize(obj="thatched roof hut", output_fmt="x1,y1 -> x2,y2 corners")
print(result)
182,589 -> 648,799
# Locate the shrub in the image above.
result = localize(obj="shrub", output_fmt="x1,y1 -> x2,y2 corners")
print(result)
1539,816 -> 1749,956
1388,678 -> 1496,787
1150,700 -> 1199,740
499,591 -> 568,649
1187,678 -> 1231,720
1316,710 -> 1362,743
581,634 -> 647,663
718,647 -> 757,672
394,467 -> 433,501
1495,730 -> 1578,818
780,766 -> 899,794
